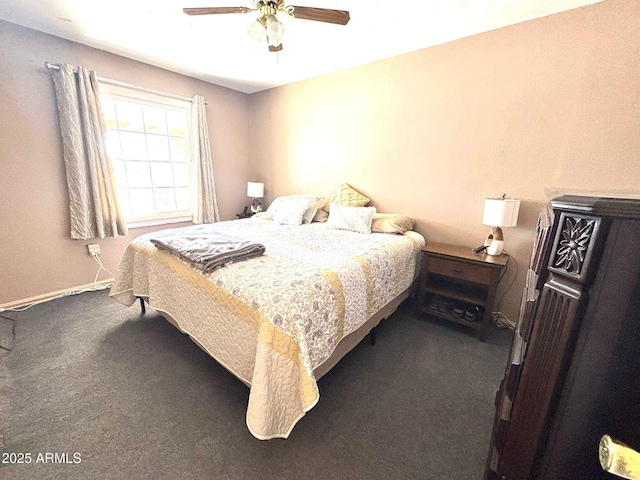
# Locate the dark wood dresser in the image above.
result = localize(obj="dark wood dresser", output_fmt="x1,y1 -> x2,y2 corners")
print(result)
484,195 -> 640,480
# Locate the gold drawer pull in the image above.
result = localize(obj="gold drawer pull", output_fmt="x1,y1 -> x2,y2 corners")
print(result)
600,435 -> 640,480
453,268 -> 463,274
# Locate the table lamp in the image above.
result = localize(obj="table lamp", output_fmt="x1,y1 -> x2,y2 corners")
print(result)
481,194 -> 520,256
247,181 -> 264,213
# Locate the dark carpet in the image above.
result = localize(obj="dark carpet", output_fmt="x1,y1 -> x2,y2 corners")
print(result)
0,290 -> 512,479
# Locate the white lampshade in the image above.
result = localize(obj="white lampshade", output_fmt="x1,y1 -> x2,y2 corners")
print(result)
265,15 -> 284,47
247,182 -> 264,198
482,197 -> 521,227
247,18 -> 266,42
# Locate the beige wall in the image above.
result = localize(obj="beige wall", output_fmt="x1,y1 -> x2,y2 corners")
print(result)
249,0 -> 640,322
0,21 -> 251,305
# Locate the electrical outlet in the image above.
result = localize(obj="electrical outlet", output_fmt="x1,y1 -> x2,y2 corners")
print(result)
87,243 -> 100,256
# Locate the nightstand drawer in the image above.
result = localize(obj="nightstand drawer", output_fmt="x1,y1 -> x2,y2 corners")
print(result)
428,257 -> 492,285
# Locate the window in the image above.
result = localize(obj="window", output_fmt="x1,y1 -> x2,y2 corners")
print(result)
100,84 -> 194,227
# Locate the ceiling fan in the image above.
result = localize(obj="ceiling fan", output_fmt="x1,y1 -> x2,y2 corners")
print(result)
183,1 -> 350,52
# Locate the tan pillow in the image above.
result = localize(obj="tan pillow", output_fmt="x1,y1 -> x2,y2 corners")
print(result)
371,213 -> 415,234
313,198 -> 330,222
323,183 -> 370,212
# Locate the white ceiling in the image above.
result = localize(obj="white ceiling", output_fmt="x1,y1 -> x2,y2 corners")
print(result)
1,0 -> 602,94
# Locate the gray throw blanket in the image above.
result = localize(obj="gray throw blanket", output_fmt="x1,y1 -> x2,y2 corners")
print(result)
150,231 -> 265,273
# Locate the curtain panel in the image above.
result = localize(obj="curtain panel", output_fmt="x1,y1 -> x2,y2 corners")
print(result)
191,95 -> 220,224
51,63 -> 128,240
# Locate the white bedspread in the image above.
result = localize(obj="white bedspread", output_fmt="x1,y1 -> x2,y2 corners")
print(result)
110,218 -> 425,439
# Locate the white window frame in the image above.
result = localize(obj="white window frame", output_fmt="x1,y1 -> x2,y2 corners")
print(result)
100,83 -> 195,229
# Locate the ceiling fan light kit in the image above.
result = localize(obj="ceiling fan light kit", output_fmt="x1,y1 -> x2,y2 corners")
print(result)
184,0 -> 350,52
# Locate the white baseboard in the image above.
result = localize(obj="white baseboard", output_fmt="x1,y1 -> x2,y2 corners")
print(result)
0,278 -> 114,311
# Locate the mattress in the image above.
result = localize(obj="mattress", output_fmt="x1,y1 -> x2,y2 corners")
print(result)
110,217 -> 425,439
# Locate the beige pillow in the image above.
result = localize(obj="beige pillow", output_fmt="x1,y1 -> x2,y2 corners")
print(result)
371,213 -> 415,234
323,183 -> 370,212
301,196 -> 321,224
312,198 -> 330,222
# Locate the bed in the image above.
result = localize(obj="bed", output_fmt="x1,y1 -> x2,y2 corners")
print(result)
110,206 -> 425,440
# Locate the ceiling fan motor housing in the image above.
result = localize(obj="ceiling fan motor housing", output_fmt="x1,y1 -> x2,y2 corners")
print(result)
257,1 -> 283,16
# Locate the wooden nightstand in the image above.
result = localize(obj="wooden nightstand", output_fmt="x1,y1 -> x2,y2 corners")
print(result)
416,242 -> 508,341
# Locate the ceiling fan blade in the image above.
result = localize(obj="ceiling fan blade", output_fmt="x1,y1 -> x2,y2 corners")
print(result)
287,6 -> 350,25
183,7 -> 252,15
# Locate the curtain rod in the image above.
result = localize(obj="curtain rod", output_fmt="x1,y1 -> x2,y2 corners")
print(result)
44,62 -> 204,105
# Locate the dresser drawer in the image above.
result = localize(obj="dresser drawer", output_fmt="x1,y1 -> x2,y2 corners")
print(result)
428,256 -> 493,285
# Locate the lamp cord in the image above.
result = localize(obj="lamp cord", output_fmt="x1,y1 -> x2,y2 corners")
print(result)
495,251 -> 519,312
0,313 -> 16,352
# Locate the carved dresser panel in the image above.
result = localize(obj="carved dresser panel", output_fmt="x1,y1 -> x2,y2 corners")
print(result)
484,195 -> 640,480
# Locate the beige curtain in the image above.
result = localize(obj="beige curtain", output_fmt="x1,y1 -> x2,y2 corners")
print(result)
51,63 -> 128,239
191,95 -> 220,224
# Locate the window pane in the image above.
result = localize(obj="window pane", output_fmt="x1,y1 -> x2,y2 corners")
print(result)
173,162 -> 191,187
124,161 -> 152,188
102,98 -> 118,129
147,135 -> 170,161
101,89 -> 195,224
117,189 -> 131,217
154,188 -> 176,213
128,188 -> 155,216
115,100 -> 144,131
169,136 -> 190,162
143,105 -> 167,135
112,159 -> 127,188
167,110 -> 189,137
175,187 -> 192,211
105,130 -> 122,159
150,162 -> 174,187
119,131 -> 147,160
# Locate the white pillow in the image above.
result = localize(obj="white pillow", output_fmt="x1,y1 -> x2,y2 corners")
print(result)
265,195 -> 319,224
291,195 -> 321,224
327,204 -> 377,234
264,196 -> 288,220
272,197 -> 315,226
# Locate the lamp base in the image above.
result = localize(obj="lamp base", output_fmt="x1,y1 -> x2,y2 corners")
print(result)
250,198 -> 262,213
484,226 -> 505,256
